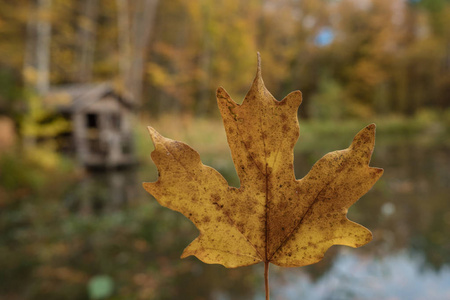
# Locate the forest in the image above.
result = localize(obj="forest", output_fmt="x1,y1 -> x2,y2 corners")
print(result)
0,0 -> 449,120
1,0 -> 450,299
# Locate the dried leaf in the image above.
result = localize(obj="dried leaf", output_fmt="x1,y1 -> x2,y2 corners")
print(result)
143,55 -> 383,268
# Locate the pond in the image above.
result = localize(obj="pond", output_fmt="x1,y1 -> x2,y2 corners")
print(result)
3,130 -> 448,300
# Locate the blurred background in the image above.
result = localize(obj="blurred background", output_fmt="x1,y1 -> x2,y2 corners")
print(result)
0,0 -> 449,299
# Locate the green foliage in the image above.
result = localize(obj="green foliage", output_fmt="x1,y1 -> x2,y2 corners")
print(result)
309,77 -> 347,120
0,70 -> 23,117
0,146 -> 76,205
0,151 -> 44,192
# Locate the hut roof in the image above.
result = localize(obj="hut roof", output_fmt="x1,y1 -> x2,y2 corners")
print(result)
44,82 -> 135,113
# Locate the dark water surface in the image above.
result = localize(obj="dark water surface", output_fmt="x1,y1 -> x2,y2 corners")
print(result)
56,135 -> 450,299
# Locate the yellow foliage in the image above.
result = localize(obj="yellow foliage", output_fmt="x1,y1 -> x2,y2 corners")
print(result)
147,62 -> 171,87
143,56 -> 383,269
24,143 -> 62,170
21,93 -> 71,139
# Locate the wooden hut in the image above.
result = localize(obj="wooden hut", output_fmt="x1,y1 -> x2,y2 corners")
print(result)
44,82 -> 136,168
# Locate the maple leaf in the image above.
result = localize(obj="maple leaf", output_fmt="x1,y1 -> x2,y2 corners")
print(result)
143,55 -> 383,270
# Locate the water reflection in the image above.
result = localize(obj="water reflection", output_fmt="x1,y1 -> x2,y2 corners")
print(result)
271,250 -> 450,300
64,140 -> 450,299
64,169 -> 138,215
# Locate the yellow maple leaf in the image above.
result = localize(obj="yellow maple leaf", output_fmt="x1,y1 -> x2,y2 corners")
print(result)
143,55 -> 383,271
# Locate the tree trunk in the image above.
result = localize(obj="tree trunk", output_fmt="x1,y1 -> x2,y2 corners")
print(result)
128,0 -> 159,105
36,0 -> 52,95
77,0 -> 98,82
116,0 -> 159,106
196,1 -> 213,117
22,0 -> 52,147
116,0 -> 131,86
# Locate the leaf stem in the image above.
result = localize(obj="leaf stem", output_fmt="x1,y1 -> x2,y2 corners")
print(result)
265,261 -> 270,300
